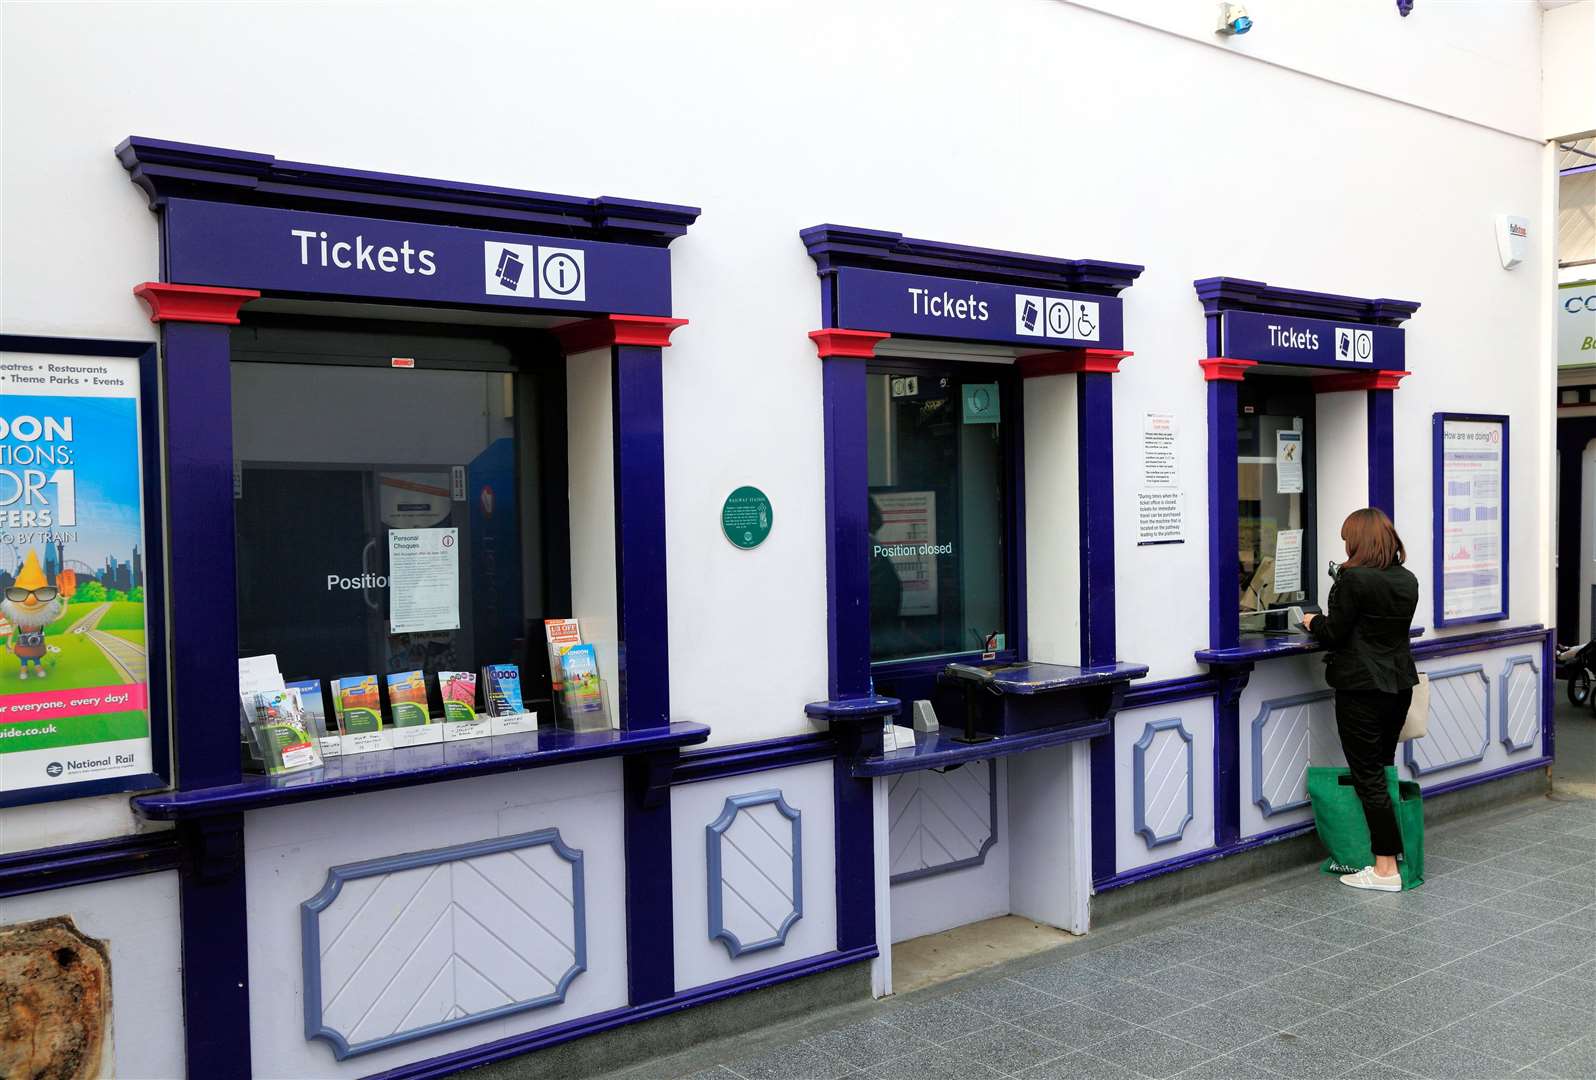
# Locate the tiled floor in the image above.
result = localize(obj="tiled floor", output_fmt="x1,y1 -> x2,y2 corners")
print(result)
620,794 -> 1596,1080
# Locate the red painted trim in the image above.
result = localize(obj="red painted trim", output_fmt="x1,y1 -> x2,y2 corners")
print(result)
808,329 -> 890,359
553,314 -> 689,353
1199,357 -> 1257,382
133,282 -> 259,325
1018,348 -> 1132,378
1312,369 -> 1411,393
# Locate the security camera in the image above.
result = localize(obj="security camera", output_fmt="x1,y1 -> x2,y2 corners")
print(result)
1216,3 -> 1252,34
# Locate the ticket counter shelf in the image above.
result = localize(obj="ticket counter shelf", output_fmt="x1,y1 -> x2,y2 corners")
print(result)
132,721 -> 711,820
1195,626 -> 1424,670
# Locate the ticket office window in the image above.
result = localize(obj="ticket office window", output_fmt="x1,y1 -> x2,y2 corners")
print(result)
229,319 -> 570,712
865,361 -> 1019,671
1237,374 -> 1318,626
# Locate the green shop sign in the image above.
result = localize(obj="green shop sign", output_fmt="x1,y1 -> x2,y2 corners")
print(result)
721,485 -> 773,549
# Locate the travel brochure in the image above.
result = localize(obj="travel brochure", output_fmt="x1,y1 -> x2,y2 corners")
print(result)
237,654 -> 540,773
543,618 -> 611,731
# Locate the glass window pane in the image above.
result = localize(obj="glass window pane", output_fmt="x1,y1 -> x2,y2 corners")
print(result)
1237,376 -> 1316,616
866,370 -> 1008,663
231,350 -> 528,689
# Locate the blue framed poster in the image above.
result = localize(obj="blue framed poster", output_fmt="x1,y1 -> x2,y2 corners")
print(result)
0,335 -> 169,806
1433,413 -> 1508,627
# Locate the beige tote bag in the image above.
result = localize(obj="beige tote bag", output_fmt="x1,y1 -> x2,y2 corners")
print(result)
1399,673 -> 1430,742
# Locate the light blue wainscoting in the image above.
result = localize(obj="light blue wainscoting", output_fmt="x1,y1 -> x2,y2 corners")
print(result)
888,760 -> 998,884
1133,718 -> 1194,848
1498,655 -> 1541,753
1251,690 -> 1333,817
1406,665 -> 1491,776
705,790 -> 802,958
300,828 -> 587,1059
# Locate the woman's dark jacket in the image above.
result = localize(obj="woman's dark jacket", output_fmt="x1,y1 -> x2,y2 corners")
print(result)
1307,564 -> 1420,692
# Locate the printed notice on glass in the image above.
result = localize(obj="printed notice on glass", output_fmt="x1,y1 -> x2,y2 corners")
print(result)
872,490 -> 941,616
1137,492 -> 1184,545
1439,417 -> 1505,622
388,528 -> 460,634
1274,529 -> 1304,594
1143,412 -> 1177,488
1276,430 -> 1304,494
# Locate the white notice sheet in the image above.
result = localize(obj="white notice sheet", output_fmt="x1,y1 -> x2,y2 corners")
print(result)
389,527 -> 461,634
1276,430 -> 1304,494
1142,412 -> 1177,488
1274,529 -> 1304,594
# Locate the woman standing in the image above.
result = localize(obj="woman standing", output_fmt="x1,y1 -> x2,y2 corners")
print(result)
1301,508 -> 1420,892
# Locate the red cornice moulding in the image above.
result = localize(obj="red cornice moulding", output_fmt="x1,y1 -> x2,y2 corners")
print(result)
133,282 -> 260,325
553,314 -> 689,353
1199,357 -> 1258,382
1312,369 -> 1412,393
1018,348 -> 1133,378
808,329 -> 890,359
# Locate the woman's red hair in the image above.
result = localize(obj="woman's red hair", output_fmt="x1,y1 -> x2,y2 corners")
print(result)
1341,507 -> 1406,569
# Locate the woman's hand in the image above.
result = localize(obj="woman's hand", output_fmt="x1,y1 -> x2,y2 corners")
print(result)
1300,612 -> 1317,629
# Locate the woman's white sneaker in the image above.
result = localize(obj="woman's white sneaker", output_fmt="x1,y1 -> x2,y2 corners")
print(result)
1340,866 -> 1402,892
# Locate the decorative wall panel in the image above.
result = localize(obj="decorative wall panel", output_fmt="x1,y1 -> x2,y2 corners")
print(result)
888,760 -> 998,884
705,790 -> 802,958
1405,665 -> 1490,776
1498,655 -> 1540,752
1251,690 -> 1332,817
301,829 -> 586,1059
1133,718 -> 1193,848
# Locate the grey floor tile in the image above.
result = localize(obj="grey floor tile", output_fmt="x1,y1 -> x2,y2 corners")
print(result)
1169,1053 -> 1293,1080
1330,900 -> 1436,933
1307,955 -> 1428,993
803,1020 -> 922,1069
1014,1002 -> 1135,1051
1083,1030 -> 1218,1079
1491,890 -> 1589,923
1527,970 -> 1596,1010
1271,884 -> 1380,917
1434,993 -> 1592,1065
1287,914 -> 1395,949
1403,916 -> 1515,951
1249,927 -> 1351,965
1424,855 -> 1474,877
1226,899 -> 1322,931
1379,1033 -> 1522,1079
672,1068 -> 743,1080
1150,1005 -> 1276,1053
881,996 -> 997,1044
1289,1009 -> 1424,1058
1459,830 -> 1529,854
1425,841 -> 1505,866
1435,951 -> 1559,993
1076,981 -> 1190,1025
1244,1031 -> 1374,1080
948,979 -> 1065,1021
945,1023 -> 1072,1074
1183,913 -> 1279,951
1017,1051 -> 1148,1080
1342,934 -> 1474,971
1519,919 -> 1596,953
1197,945 -> 1304,984
726,1040 -> 857,1080
1553,904 -> 1596,930
1409,876 -> 1516,906
1342,972 -> 1510,1035
861,1047 -> 1001,1080
1337,1065 -> 1424,1080
1261,965 -> 1375,1008
1481,852 -> 1570,880
1081,942 -> 1184,980
1360,890 -> 1478,920
1210,983 -> 1325,1029
1012,960 -> 1128,1003
1519,877 -> 1596,906
1533,837 -> 1596,863
1473,933 -> 1588,976
1448,903 -> 1549,935
1527,1035 -> 1596,1080
1130,927 -> 1224,965
1129,962 -> 1245,1003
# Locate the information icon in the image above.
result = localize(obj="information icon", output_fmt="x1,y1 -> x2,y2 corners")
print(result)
538,247 -> 586,302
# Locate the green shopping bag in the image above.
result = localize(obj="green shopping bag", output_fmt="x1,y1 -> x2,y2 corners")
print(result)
1306,766 -> 1424,890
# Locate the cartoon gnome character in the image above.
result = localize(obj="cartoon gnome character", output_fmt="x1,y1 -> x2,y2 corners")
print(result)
3,551 -> 68,680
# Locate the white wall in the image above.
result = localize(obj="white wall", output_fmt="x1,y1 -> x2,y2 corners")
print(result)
0,0 -> 1552,763
1543,0 -> 1596,140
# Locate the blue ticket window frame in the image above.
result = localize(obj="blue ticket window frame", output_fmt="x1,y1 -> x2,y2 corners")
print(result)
864,357 -> 1026,708
1236,374 -> 1320,620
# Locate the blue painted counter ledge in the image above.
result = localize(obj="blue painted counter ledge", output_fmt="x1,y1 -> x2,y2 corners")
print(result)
132,722 -> 712,820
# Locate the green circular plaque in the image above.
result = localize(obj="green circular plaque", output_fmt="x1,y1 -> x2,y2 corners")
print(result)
721,485 -> 773,549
